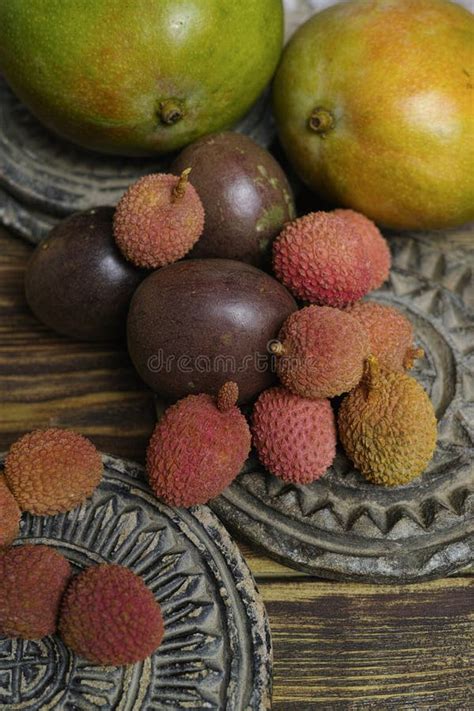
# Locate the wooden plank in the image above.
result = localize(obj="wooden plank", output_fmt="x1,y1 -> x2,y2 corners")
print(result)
262,577 -> 473,708
0,228 -> 156,461
238,541 -> 306,578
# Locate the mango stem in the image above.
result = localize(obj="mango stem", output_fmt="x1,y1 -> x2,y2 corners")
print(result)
159,99 -> 184,126
308,107 -> 335,135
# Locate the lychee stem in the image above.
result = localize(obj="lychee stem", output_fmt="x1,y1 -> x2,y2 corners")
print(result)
159,99 -> 184,125
172,168 -> 192,202
217,382 -> 239,412
403,347 -> 424,370
308,107 -> 335,135
269,341 -> 286,356
363,355 -> 381,393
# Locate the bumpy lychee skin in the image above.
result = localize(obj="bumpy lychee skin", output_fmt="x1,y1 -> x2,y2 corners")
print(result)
59,564 -> 164,666
147,382 -> 251,507
334,209 -> 391,290
0,475 -> 21,547
5,429 -> 103,516
0,544 -> 71,639
272,211 -> 372,306
348,301 -> 423,372
338,356 -> 437,486
114,170 -> 205,269
271,306 -> 370,399
252,387 -> 336,484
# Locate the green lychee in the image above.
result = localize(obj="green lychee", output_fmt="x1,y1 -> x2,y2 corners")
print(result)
338,355 -> 437,486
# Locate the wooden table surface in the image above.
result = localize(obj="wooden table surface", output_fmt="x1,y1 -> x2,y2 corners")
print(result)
1,227 -> 472,710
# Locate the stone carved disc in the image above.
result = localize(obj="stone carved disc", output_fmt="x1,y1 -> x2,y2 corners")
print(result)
0,455 -> 272,710
212,230 -> 474,582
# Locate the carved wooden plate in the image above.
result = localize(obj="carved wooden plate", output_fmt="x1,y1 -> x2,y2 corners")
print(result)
0,454 -> 272,710
212,230 -> 474,582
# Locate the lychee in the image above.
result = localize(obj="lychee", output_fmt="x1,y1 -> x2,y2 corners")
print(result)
334,209 -> 391,290
252,387 -> 336,484
270,306 -> 370,399
348,301 -> 423,372
338,356 -> 437,486
114,169 -> 205,269
0,544 -> 71,639
5,428 -> 103,516
59,564 -> 164,665
272,211 -> 372,307
146,382 -> 251,507
0,475 -> 21,547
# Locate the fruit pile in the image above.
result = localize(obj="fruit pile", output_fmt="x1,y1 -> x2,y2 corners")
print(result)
0,430 -> 164,665
137,196 -> 436,494
1,132 -> 438,659
0,544 -> 164,665
2,0 -> 468,665
20,130 -> 438,505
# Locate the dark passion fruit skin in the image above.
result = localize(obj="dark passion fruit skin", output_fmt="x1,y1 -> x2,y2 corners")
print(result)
127,259 -> 298,403
25,207 -> 145,341
171,132 -> 295,267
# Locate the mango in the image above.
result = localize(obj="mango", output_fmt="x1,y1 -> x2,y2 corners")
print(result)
0,0 -> 283,155
273,0 -> 474,230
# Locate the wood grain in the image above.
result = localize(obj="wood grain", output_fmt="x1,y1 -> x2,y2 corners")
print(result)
0,226 -> 472,709
0,227 -> 156,461
265,578 -> 473,709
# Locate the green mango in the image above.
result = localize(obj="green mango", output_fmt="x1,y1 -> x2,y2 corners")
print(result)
273,0 -> 474,231
0,0 -> 283,155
